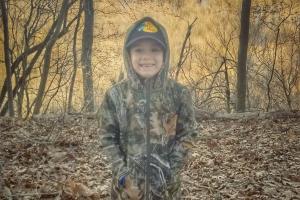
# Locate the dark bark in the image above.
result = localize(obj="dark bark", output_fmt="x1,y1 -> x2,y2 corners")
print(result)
81,0 -> 95,112
224,63 -> 231,113
236,0 -> 251,112
0,0 -> 14,116
68,0 -> 82,113
16,54 -> 28,118
32,43 -> 55,114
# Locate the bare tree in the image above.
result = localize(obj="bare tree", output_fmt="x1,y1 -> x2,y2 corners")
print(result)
250,0 -> 298,111
265,3 -> 293,111
0,0 -> 52,115
174,18 -> 197,81
68,0 -> 83,113
33,0 -> 70,115
190,18 -> 238,113
0,0 -> 14,116
272,24 -> 300,110
236,0 -> 251,112
0,0 -> 79,116
81,0 -> 95,112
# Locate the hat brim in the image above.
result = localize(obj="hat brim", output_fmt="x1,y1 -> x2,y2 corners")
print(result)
126,35 -> 166,49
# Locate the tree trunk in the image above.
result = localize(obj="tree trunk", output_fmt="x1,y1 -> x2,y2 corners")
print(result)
16,56 -> 27,118
32,0 -> 69,115
224,63 -> 231,113
81,0 -> 95,112
68,1 -> 82,113
0,0 -> 14,116
266,28 -> 280,111
33,43 -> 55,114
17,36 -> 31,118
236,0 -> 251,112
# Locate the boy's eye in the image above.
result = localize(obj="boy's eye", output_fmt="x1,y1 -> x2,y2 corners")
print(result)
133,48 -> 143,53
131,47 -> 162,54
152,48 -> 162,52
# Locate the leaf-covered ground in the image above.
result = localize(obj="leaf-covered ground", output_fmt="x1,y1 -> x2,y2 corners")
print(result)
0,115 -> 299,199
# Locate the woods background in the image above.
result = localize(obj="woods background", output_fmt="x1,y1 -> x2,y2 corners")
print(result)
1,1 -> 300,199
0,0 -> 300,118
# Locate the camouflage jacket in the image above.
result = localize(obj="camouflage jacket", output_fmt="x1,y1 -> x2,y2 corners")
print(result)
98,17 -> 197,199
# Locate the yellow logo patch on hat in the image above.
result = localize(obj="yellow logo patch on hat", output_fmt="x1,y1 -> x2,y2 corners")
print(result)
138,21 -> 158,33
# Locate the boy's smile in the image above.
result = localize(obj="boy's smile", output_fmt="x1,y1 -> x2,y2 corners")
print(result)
129,39 -> 164,80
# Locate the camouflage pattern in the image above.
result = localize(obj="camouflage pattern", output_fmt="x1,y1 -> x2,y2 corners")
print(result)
98,17 -> 197,200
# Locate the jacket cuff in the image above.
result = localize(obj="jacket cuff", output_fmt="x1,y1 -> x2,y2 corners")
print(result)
116,166 -> 130,189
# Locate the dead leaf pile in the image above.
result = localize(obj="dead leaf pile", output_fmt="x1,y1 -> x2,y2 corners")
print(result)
182,118 -> 300,199
0,115 -> 109,200
0,114 -> 299,199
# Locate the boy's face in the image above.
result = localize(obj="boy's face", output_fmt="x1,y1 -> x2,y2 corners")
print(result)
129,39 -> 164,80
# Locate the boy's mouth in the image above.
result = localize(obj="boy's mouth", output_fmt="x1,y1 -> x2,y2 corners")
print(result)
139,64 -> 155,68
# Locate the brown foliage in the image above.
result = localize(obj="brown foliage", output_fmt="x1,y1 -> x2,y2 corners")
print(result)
0,114 -> 299,199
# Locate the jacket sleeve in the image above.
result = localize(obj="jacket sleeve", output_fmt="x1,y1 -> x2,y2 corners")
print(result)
98,90 -> 129,186
168,87 -> 198,174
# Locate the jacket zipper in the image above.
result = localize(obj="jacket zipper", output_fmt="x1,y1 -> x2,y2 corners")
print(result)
144,80 -> 151,200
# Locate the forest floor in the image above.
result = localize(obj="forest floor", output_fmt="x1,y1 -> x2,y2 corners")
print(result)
0,114 -> 299,200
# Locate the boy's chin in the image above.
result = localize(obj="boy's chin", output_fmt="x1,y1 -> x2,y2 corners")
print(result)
137,73 -> 159,81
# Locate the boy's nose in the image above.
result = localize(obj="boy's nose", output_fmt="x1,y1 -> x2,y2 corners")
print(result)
141,53 -> 152,60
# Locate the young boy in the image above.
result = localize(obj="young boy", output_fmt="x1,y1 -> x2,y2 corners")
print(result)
98,16 -> 197,200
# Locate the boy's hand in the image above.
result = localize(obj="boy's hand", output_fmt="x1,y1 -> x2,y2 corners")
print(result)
124,177 -> 143,200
